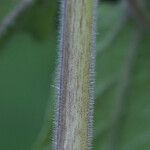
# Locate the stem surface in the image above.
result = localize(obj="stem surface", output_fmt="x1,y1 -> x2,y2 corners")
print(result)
55,0 -> 96,149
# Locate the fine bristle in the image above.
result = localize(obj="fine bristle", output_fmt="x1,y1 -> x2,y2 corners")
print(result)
87,0 -> 98,148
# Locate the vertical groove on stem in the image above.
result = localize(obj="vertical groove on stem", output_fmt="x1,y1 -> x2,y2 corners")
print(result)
54,0 -> 97,149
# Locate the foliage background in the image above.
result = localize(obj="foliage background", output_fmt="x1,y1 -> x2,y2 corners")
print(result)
0,0 -> 149,150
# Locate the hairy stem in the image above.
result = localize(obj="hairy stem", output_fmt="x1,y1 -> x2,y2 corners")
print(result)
55,0 -> 97,149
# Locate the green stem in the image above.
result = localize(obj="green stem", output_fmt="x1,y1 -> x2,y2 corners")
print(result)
55,0 -> 97,149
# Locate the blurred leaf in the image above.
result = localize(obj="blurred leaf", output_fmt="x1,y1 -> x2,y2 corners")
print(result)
0,0 -> 57,48
0,33 -> 57,150
94,3 -> 150,150
0,0 -> 20,20
16,0 -> 57,40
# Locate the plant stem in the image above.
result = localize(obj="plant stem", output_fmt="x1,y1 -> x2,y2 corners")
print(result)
55,0 -> 97,149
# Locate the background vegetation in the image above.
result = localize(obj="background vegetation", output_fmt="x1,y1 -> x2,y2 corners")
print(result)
0,0 -> 149,150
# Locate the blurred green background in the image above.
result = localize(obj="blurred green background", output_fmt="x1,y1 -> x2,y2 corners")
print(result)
0,0 -> 150,150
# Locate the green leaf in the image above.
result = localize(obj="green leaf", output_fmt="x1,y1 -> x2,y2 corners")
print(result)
94,3 -> 150,150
